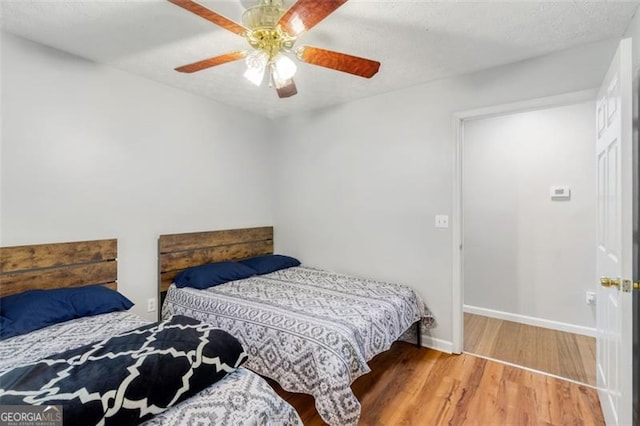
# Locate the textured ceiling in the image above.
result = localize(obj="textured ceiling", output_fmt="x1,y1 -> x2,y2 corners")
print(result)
1,0 -> 639,118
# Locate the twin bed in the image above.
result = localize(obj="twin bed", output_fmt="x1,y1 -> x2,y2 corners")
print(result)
159,227 -> 433,426
1,227 -> 434,426
0,239 -> 301,425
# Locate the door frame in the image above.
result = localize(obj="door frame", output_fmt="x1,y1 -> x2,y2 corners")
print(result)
450,88 -> 599,354
632,59 -> 639,426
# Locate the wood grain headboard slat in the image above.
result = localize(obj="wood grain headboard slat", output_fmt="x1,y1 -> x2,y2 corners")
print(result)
159,227 -> 273,253
159,274 -> 176,294
0,239 -> 118,298
0,239 -> 117,273
158,226 -> 274,296
161,240 -> 273,272
0,262 -> 117,298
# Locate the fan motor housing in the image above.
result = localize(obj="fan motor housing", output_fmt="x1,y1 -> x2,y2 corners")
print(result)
243,1 -> 295,58
242,2 -> 283,29
246,27 -> 295,58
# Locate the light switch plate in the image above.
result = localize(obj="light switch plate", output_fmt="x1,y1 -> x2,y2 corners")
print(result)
550,186 -> 571,200
435,215 -> 449,229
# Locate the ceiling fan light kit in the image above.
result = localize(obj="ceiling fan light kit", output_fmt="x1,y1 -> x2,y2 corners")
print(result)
168,0 -> 380,98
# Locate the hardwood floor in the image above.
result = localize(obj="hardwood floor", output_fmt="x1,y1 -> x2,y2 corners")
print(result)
270,341 -> 604,425
464,313 -> 597,386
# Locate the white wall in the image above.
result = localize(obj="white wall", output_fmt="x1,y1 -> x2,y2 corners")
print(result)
0,29 -> 625,346
272,39 -> 618,349
0,32 -> 275,320
463,102 -> 596,331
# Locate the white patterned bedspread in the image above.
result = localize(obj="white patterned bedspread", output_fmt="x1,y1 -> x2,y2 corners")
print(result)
0,311 -> 302,426
163,266 -> 434,426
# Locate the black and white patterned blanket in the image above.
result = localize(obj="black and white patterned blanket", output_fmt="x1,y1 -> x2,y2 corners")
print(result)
0,312 -> 302,426
0,315 -> 247,425
163,266 -> 434,426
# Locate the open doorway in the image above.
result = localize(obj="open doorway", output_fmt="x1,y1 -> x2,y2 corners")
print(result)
452,91 -> 599,386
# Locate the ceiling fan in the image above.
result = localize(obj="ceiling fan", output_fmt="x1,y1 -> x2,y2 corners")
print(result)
168,0 -> 381,98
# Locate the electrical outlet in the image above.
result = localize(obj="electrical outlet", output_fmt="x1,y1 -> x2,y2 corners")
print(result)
147,298 -> 157,313
585,291 -> 596,305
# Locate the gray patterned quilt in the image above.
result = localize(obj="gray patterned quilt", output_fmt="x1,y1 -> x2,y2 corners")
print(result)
163,266 -> 434,426
0,311 -> 302,426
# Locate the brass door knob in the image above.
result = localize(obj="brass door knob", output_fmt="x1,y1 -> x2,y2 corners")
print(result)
600,277 -> 621,289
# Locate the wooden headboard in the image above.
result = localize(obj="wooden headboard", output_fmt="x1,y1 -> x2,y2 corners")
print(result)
0,239 -> 118,298
158,226 -> 273,297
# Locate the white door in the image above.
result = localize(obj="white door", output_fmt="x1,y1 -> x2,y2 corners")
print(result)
595,38 -> 633,426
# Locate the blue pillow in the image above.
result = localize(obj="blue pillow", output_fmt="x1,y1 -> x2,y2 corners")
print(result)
0,286 -> 133,340
174,261 -> 256,290
239,254 -> 301,275
70,285 -> 134,317
0,316 -> 16,340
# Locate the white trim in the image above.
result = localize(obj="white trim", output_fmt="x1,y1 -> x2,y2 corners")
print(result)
464,304 -> 597,337
451,115 -> 463,354
455,88 -> 598,122
466,352 -> 599,389
451,88 -> 599,352
420,334 -> 453,354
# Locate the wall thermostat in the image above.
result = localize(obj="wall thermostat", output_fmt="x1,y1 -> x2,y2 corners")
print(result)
550,186 -> 571,200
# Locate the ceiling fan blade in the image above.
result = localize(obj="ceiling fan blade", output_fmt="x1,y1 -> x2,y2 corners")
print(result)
278,0 -> 348,37
175,51 -> 247,73
298,46 -> 380,78
168,0 -> 247,36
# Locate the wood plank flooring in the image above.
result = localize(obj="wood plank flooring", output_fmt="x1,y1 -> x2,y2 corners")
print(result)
269,341 -> 604,425
464,313 -> 596,386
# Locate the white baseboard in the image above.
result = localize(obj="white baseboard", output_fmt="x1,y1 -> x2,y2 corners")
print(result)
463,305 -> 596,337
421,334 -> 453,353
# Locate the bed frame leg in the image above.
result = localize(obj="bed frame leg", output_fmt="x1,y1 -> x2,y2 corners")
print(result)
415,320 -> 422,348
